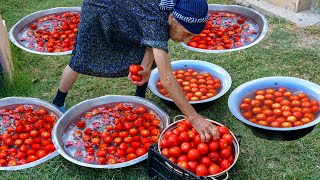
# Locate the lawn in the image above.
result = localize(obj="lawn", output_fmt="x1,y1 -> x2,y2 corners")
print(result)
1,0 -> 320,179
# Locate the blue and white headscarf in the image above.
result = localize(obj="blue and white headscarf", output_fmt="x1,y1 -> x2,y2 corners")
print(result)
159,0 -> 209,34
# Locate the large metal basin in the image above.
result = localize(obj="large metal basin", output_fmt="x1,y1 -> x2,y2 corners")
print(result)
181,4 -> 268,53
0,97 -> 63,170
9,7 -> 81,56
52,95 -> 170,169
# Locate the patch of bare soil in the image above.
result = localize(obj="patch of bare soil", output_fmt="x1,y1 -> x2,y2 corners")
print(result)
294,26 -> 320,49
268,23 -> 320,49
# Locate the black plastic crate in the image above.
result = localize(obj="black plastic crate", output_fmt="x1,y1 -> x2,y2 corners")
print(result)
147,145 -> 228,180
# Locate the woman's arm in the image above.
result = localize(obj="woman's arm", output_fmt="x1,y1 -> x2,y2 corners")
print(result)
152,48 -> 219,142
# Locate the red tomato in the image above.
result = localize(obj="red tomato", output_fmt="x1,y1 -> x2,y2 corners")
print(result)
219,159 -> 231,171
129,65 -> 143,75
188,41 -> 199,48
199,156 -> 211,167
76,120 -> 86,129
131,141 -> 141,149
166,134 -> 179,147
197,143 -> 209,155
195,164 -> 208,176
140,129 -> 150,137
220,148 -> 232,159
187,149 -> 200,161
177,160 -> 190,170
131,74 -> 142,82
218,139 -> 228,149
178,132 -> 190,142
168,147 -> 181,158
29,24 -> 38,30
27,155 -> 38,163
187,161 -> 198,173
208,163 -> 220,175
135,148 -> 147,157
126,153 -> 137,161
36,150 -> 48,159
218,126 -> 230,136
41,131 -> 51,139
222,134 -> 233,145
180,142 -> 191,153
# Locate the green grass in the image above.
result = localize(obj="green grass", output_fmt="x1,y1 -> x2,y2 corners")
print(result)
1,0 -> 320,179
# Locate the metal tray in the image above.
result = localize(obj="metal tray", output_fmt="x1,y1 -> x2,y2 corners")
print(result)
181,4 -> 268,53
9,7 -> 81,56
0,97 -> 63,170
52,95 -> 170,169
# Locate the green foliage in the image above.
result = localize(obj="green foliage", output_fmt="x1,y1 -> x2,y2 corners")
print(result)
1,0 -> 320,179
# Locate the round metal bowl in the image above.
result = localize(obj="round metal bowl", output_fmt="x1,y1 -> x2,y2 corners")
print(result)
9,7 -> 81,56
157,116 -> 240,179
228,76 -> 320,131
0,97 -> 63,171
52,95 -> 169,169
181,4 -> 268,53
148,60 -> 232,104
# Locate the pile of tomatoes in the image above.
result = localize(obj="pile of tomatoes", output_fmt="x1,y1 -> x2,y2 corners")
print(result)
19,11 -> 80,53
187,12 -> 259,50
159,119 -> 235,176
156,68 -> 222,101
0,105 -> 57,166
240,87 -> 320,127
64,103 -> 162,165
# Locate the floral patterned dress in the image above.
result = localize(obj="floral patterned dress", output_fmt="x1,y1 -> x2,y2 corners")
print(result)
69,0 -> 170,77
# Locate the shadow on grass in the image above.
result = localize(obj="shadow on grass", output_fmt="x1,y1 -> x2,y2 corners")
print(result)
160,99 -> 221,112
245,124 -> 316,141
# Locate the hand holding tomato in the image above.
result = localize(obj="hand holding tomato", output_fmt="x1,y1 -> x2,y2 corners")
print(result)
188,114 -> 219,142
128,64 -> 151,86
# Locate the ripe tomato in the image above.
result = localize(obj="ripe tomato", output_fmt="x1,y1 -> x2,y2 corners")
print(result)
187,149 -> 200,161
218,126 -> 230,136
180,142 -> 191,153
168,147 -> 181,158
197,143 -> 209,155
166,134 -> 179,147
96,149 -> 107,157
27,155 -> 38,163
188,41 -> 198,48
195,164 -> 208,176
199,156 -> 211,167
177,160 -> 190,170
41,131 -> 51,139
178,132 -> 190,142
36,150 -> 48,159
131,74 -> 142,82
219,159 -> 231,171
126,153 -> 137,161
76,120 -> 86,129
135,148 -> 147,157
140,129 -> 150,137
222,134 -> 233,145
97,157 -> 107,165
208,163 -> 220,175
220,148 -> 232,159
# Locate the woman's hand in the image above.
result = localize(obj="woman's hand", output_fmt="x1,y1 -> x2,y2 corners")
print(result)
128,68 -> 151,86
152,48 -> 219,142
188,114 -> 219,142
128,47 -> 153,86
